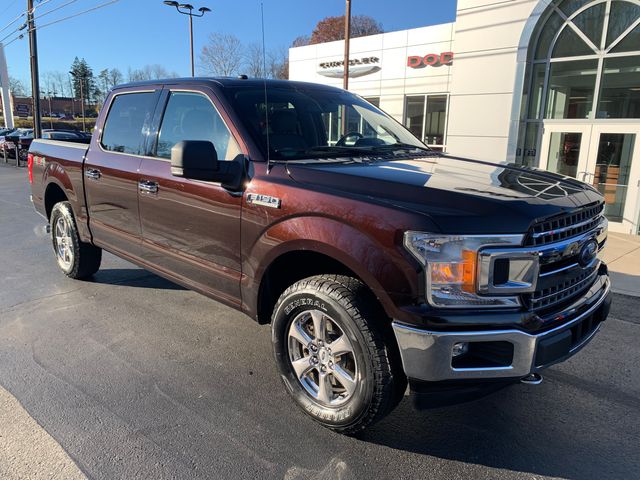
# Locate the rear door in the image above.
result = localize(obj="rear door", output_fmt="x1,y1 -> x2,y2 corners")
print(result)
84,87 -> 160,258
137,86 -> 245,305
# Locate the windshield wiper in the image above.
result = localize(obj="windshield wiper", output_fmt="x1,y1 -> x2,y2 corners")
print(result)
379,143 -> 432,153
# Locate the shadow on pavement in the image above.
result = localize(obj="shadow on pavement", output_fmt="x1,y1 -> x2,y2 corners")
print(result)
90,268 -> 186,290
356,381 -> 635,479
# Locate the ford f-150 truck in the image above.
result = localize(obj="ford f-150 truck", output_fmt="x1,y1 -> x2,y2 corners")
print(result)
29,78 -> 611,434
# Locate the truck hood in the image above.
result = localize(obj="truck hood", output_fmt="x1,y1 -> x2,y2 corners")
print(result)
286,155 -> 603,234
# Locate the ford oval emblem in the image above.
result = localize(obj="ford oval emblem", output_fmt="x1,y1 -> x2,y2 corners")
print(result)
578,240 -> 598,267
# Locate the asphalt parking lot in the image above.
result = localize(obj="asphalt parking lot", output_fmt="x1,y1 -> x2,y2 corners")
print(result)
1,164 -> 639,480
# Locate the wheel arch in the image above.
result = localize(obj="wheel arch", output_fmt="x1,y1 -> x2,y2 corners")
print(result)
250,217 -> 417,325
44,182 -> 68,220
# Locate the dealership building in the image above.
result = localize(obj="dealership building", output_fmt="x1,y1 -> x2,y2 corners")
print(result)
289,0 -> 640,234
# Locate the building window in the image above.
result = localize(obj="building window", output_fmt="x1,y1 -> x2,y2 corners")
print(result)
517,0 -> 640,164
364,97 -> 380,108
404,94 -> 448,151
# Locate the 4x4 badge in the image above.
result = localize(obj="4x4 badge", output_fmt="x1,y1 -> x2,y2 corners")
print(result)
246,193 -> 281,209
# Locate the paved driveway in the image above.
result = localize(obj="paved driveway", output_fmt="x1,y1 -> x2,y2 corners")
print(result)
1,165 -> 639,479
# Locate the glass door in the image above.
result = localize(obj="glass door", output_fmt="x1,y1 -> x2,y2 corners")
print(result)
540,123 -> 640,234
584,125 -> 640,234
539,124 -> 592,179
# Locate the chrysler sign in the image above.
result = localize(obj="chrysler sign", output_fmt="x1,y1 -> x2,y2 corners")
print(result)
407,52 -> 454,68
318,56 -> 381,78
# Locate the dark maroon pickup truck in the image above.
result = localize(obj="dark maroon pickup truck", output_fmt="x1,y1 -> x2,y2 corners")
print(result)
29,78 -> 611,433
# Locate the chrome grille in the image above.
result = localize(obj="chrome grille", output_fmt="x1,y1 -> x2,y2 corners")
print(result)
525,203 -> 605,247
530,263 -> 599,311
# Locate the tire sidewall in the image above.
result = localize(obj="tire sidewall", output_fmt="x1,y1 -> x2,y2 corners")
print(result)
50,202 -> 80,276
272,285 -> 376,428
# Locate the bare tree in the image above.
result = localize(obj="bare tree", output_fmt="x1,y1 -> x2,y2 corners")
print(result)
9,77 -> 27,96
268,48 -> 289,80
245,43 -> 266,78
291,35 -> 310,47
199,33 -> 244,77
108,68 -> 123,88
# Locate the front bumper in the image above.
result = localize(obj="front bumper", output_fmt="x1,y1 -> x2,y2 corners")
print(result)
392,277 -> 611,382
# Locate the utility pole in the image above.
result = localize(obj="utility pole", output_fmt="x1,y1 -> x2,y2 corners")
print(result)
343,0 -> 351,91
79,79 -> 86,132
189,13 -> 194,77
27,0 -> 42,138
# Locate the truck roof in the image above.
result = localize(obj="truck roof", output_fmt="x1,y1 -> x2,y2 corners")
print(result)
113,77 -> 344,92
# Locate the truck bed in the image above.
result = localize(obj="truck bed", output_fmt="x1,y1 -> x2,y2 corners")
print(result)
29,139 -> 89,223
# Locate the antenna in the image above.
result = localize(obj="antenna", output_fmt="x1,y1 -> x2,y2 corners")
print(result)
260,1 -> 272,173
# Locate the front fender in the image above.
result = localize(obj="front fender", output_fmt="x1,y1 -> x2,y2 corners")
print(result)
244,215 -> 421,323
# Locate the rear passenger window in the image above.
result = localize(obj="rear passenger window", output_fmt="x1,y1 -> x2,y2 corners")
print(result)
101,92 -> 157,154
156,91 -> 241,160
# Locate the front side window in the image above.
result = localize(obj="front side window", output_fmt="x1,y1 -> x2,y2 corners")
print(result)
101,92 -> 157,154
156,91 -> 241,160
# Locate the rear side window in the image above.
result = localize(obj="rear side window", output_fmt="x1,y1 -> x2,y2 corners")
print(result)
101,92 -> 157,154
156,91 -> 241,160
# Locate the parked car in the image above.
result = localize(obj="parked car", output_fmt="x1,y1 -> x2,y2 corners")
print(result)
17,129 -> 90,161
2,128 -> 32,159
28,78 -> 611,433
0,128 -> 16,156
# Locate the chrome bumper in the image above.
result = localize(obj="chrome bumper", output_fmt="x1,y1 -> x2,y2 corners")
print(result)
392,279 -> 610,382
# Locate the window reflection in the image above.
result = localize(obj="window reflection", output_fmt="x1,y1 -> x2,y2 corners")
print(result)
598,56 -> 640,118
545,60 -> 598,119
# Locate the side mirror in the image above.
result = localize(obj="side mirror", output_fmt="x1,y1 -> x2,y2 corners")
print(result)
170,140 -> 244,190
171,140 -> 219,180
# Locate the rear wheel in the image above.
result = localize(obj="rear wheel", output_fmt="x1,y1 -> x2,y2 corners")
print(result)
271,274 -> 405,434
50,201 -> 102,279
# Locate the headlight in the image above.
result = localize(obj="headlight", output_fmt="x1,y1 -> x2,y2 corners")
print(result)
404,232 -> 532,308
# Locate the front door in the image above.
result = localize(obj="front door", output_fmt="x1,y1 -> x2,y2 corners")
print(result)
137,88 -> 245,306
539,123 -> 640,234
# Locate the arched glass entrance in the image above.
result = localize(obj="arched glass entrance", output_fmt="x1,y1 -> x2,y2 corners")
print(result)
518,0 -> 640,233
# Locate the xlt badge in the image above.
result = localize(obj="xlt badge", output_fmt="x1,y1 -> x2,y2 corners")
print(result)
246,193 -> 281,209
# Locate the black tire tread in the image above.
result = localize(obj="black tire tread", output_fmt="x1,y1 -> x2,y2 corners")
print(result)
272,274 -> 406,434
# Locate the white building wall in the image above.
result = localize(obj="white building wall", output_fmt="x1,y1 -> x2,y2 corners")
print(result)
288,24 -> 455,124
445,0 -> 542,162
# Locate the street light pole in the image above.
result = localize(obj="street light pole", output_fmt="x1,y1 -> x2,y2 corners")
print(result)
163,2 -> 211,77
79,79 -> 85,132
27,0 -> 42,138
343,0 -> 351,91
47,91 -> 52,128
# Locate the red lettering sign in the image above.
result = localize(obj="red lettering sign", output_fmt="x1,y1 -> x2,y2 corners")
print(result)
407,52 -> 454,68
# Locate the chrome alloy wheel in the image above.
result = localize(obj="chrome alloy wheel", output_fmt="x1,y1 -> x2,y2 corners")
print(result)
54,215 -> 74,270
287,309 -> 359,407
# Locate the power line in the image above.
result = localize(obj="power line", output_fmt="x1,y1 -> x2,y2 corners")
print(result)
0,0 -> 19,18
38,0 -> 121,29
0,9 -> 26,35
37,0 -> 80,20
2,0 -> 121,47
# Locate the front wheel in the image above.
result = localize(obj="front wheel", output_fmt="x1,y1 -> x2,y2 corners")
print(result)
271,274 -> 405,434
50,201 -> 102,279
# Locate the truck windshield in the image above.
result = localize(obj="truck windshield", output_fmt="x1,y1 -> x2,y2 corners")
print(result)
223,85 -> 428,161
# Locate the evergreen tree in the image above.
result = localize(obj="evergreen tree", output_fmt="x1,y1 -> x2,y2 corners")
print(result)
69,57 -> 96,104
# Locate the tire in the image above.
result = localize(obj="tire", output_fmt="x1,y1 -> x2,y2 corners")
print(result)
50,201 -> 102,279
271,274 -> 406,434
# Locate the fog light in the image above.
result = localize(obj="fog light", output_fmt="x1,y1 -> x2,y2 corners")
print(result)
452,342 -> 469,357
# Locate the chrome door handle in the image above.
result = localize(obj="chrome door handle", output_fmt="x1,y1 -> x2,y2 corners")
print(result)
85,168 -> 101,180
139,180 -> 159,194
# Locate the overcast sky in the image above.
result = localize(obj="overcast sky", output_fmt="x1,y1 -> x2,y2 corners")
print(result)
1,0 -> 457,86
